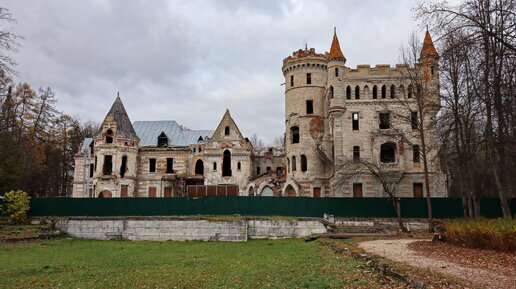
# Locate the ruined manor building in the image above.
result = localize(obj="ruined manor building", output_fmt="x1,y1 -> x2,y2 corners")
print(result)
72,30 -> 447,198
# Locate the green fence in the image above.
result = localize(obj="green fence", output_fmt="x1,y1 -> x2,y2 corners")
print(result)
23,197 -> 516,218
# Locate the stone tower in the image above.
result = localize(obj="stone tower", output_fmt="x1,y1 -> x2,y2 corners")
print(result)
282,46 -> 329,196
91,95 -> 140,198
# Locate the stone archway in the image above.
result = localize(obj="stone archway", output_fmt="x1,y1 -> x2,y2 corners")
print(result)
248,186 -> 255,196
284,185 -> 297,197
195,159 -> 204,175
260,185 -> 274,197
98,190 -> 112,198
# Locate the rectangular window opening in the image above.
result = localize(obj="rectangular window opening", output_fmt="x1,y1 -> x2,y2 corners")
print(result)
306,100 -> 313,114
413,145 -> 420,163
166,158 -> 174,173
103,155 -> 112,175
379,112 -> 390,129
411,111 -> 418,129
306,73 -> 311,85
353,146 -> 360,162
149,158 -> 156,173
352,113 -> 360,131
290,75 -> 294,87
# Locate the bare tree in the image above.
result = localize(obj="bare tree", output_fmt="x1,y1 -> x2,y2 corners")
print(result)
272,135 -> 285,149
0,7 -> 20,75
249,133 -> 264,148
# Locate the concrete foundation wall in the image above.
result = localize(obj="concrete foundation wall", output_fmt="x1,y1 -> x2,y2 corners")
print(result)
56,218 -> 327,242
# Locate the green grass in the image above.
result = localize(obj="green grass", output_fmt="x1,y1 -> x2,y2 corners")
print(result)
0,238 -> 377,289
444,218 -> 516,251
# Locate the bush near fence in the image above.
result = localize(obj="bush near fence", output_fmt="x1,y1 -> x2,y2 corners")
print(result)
25,197 -> 516,218
443,219 -> 516,251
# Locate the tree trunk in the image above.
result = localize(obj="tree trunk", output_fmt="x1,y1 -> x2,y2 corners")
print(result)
392,197 -> 407,232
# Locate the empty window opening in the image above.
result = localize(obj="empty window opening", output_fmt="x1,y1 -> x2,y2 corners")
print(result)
306,100 -> 313,114
413,183 -> 424,197
352,113 -> 360,131
301,155 -> 307,172
379,112 -> 390,129
417,84 -> 422,97
195,159 -> 204,175
266,166 -> 271,172
213,162 -> 217,171
335,67 -> 339,77
291,126 -> 299,144
431,66 -> 435,76
353,146 -> 360,162
373,85 -> 378,99
292,156 -> 297,171
157,132 -> 168,147
120,156 -> 127,178
103,155 -> 113,175
94,156 -> 97,171
276,167 -> 283,175
290,75 -> 294,87
106,136 -> 113,143
257,167 -> 261,175
413,145 -> 421,163
353,183 -> 363,198
287,158 -> 290,173
329,86 -> 334,99
166,158 -> 174,173
237,162 -> 241,170
408,85 -> 413,98
222,150 -> 232,177
380,143 -> 396,163
199,147 -> 202,152
381,85 -> 387,98
106,129 -> 113,135
149,158 -> 156,173
89,163 -> 94,178
193,147 -> 196,153
390,85 -> 395,99
224,126 -> 230,136
306,73 -> 311,84
346,86 -> 351,99
411,111 -> 418,129
355,85 -> 360,99
89,142 -> 94,155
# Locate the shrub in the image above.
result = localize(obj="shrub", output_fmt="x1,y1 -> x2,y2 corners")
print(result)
443,219 -> 516,252
1,190 -> 31,224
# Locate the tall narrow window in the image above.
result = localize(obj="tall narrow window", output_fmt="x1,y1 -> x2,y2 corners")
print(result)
222,150 -> 232,177
346,86 -> 351,99
335,67 -> 339,77
381,85 -> 387,98
431,66 -> 435,76
266,166 -> 271,172
413,145 -> 421,163
149,158 -> 156,173
287,158 -> 290,173
355,85 -> 360,99
166,158 -> 174,173
306,73 -> 311,85
292,156 -> 296,171
352,112 -> 359,131
306,100 -> 313,114
291,126 -> 299,144
411,111 -> 418,129
103,155 -> 113,175
390,85 -> 395,98
237,162 -> 241,170
290,75 -> 294,87
408,85 -> 413,98
379,112 -> 390,129
213,162 -> 217,171
224,126 -> 230,136
301,155 -> 307,172
120,156 -> 127,178
329,86 -> 334,99
353,146 -> 360,162
257,167 -> 261,175
89,163 -> 94,178
195,159 -> 204,175
372,85 -> 378,99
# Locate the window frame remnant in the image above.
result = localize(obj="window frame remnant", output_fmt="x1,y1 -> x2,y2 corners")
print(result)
379,112 -> 391,129
352,112 -> 360,131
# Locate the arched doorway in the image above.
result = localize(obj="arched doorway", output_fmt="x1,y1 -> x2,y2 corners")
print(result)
195,159 -> 204,175
248,187 -> 255,196
222,150 -> 232,177
98,190 -> 112,198
284,185 -> 296,197
260,186 -> 274,197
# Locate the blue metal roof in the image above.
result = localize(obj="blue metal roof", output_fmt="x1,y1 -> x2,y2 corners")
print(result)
133,120 -> 213,147
80,138 -> 93,153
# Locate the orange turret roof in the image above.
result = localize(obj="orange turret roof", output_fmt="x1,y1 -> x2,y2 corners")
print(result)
328,29 -> 345,61
420,31 -> 439,58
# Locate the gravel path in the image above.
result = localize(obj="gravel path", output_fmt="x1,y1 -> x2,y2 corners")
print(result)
359,239 -> 516,289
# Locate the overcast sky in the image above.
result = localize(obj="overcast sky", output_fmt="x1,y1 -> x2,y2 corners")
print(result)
3,0 -> 442,144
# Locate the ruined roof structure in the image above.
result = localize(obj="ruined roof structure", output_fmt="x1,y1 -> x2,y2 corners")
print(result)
94,96 -> 139,140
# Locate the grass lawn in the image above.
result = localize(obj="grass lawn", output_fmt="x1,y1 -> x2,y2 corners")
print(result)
0,238 -> 386,289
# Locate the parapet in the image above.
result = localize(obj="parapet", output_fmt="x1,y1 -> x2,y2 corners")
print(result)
283,48 -> 326,65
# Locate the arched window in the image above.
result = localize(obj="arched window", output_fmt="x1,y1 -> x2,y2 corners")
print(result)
355,85 -> 360,99
372,85 -> 378,99
381,85 -> 387,98
390,85 -> 396,99
237,162 -> 241,170
291,126 -> 299,144
380,143 -> 396,163
301,155 -> 307,172
120,156 -> 127,178
195,159 -> 204,175
329,86 -> 334,99
408,84 -> 413,98
222,150 -> 232,176
399,85 -> 405,98
213,162 -> 217,171
224,126 -> 230,136
287,158 -> 290,173
292,156 -> 297,171
346,86 -> 351,99
364,86 -> 369,98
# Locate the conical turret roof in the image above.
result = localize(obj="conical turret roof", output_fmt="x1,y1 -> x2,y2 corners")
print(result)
328,29 -> 345,61
420,31 -> 439,58
94,96 -> 139,140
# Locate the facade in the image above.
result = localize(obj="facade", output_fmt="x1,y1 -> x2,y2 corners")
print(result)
72,30 -> 446,198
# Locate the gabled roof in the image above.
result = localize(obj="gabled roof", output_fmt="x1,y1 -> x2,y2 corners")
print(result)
328,29 -> 345,61
210,109 -> 244,142
133,120 -> 213,147
94,96 -> 139,140
420,31 -> 439,58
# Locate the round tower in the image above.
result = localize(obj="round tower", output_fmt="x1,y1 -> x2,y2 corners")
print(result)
282,46 -> 328,196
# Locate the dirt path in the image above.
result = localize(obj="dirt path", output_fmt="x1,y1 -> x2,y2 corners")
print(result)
359,239 -> 516,289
